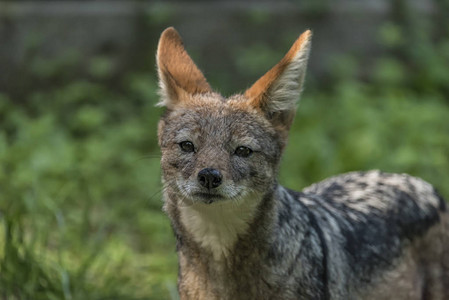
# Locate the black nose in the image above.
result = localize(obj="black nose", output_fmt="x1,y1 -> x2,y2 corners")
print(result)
197,168 -> 222,189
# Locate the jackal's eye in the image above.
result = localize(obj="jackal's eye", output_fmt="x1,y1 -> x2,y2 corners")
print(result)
179,141 -> 195,153
234,146 -> 253,158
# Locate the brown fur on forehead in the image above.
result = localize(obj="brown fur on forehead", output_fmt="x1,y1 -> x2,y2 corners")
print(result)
158,94 -> 283,154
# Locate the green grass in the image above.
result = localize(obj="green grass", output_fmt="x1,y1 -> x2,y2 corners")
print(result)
0,78 -> 179,299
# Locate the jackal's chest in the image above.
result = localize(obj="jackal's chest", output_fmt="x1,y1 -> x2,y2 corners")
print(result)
177,196 -> 262,260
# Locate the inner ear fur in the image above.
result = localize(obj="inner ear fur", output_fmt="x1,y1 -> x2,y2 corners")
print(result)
245,30 -> 312,130
156,27 -> 212,107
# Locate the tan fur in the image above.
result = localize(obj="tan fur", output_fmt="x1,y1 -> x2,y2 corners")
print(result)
178,253 -> 212,300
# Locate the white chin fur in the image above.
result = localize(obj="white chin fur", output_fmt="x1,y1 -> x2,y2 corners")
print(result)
179,192 -> 262,260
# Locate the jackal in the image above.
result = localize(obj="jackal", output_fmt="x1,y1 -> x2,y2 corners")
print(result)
156,27 -> 449,300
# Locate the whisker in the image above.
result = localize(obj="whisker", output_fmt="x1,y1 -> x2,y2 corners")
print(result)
146,180 -> 175,203
156,180 -> 194,209
146,187 -> 165,203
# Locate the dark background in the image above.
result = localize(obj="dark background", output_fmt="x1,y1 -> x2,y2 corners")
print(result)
1,0 -> 448,299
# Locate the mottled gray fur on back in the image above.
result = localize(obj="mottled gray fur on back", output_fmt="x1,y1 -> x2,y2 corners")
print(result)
294,170 -> 446,299
155,27 -> 449,300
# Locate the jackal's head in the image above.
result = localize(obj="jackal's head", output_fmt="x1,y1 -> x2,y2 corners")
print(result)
157,28 -> 311,205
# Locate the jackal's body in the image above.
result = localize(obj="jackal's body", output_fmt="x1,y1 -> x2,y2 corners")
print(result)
155,27 -> 449,299
168,171 -> 448,300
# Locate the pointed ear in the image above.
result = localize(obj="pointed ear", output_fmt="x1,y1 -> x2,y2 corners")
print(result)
245,30 -> 311,130
156,27 -> 212,108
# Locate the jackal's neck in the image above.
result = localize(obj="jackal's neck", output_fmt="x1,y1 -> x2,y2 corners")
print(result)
164,186 -> 293,299
164,187 -> 278,261
179,196 -> 263,260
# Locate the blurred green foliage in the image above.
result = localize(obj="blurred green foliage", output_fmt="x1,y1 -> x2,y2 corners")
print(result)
0,77 -> 178,299
1,1 -> 449,299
